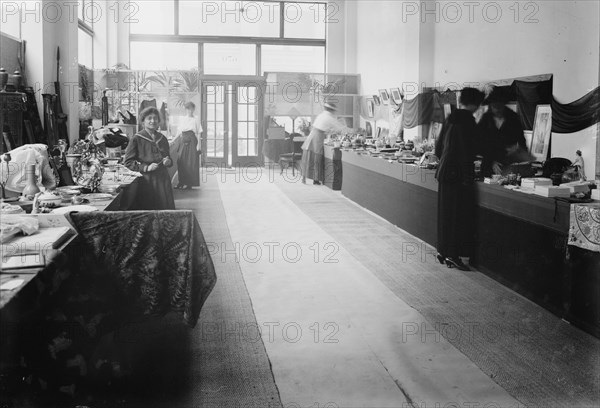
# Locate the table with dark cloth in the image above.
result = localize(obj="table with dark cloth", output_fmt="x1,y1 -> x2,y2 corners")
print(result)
340,150 -> 600,338
0,210 -> 217,404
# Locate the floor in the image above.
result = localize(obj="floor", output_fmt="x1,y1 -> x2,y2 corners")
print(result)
172,167 -> 599,408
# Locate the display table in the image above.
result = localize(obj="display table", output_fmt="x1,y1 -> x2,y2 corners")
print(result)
323,145 -> 343,190
340,149 -> 600,337
1,199 -> 217,403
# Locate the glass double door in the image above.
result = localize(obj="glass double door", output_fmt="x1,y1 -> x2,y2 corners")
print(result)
201,80 -> 264,168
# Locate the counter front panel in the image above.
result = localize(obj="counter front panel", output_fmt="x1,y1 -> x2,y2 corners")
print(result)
339,149 -> 599,337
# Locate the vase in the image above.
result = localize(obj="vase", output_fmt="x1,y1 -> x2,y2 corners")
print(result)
0,68 -> 8,92
12,70 -> 22,91
22,164 -> 40,199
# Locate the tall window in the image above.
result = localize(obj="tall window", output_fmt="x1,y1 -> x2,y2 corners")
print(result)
130,42 -> 198,70
179,1 -> 280,37
203,44 -> 256,75
261,45 -> 324,74
129,1 -> 327,76
129,0 -> 175,35
78,0 -> 94,68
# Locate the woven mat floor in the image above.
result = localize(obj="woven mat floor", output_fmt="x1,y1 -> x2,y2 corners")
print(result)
171,176 -> 283,408
273,174 -> 600,408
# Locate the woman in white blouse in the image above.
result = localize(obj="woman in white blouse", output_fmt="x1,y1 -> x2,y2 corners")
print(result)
301,101 -> 345,184
173,101 -> 202,189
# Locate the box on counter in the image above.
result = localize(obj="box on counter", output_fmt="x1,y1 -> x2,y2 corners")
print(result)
592,189 -> 600,201
534,185 -> 571,198
521,177 -> 552,189
561,181 -> 590,194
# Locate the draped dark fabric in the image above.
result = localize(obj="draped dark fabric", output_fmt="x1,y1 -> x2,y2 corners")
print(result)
513,78 -> 553,130
551,86 -> 600,133
513,77 -> 599,133
403,92 -> 435,128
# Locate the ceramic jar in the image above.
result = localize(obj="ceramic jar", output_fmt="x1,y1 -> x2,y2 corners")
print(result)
21,164 -> 40,199
0,68 -> 8,92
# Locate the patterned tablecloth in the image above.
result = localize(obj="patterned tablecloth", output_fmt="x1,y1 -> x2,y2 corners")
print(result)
65,210 -> 217,326
0,210 -> 217,404
569,203 -> 600,252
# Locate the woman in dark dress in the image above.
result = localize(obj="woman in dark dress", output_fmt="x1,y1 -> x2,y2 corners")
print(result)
124,107 -> 175,210
476,87 -> 528,176
435,87 -> 485,270
173,101 -> 201,189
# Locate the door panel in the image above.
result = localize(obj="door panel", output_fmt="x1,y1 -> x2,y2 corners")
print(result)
202,83 -> 228,168
232,82 -> 263,167
201,79 -> 264,168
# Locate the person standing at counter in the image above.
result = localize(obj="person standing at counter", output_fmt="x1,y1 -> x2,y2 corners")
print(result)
301,101 -> 345,185
435,87 -> 485,270
173,101 -> 202,190
476,87 -> 528,176
124,107 -> 175,210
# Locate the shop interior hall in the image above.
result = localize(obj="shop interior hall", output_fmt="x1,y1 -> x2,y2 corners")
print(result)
1,1 -> 599,407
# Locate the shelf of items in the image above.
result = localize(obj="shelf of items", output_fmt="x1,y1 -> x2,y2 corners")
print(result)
90,70 -> 201,139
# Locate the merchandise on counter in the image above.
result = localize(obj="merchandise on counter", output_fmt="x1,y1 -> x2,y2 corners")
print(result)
520,177 -> 552,189
592,189 -> 600,200
534,185 -> 571,198
561,181 -> 590,194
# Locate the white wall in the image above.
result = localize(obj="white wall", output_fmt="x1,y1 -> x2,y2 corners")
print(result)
19,1 -> 79,143
344,0 -> 422,96
432,1 -> 600,102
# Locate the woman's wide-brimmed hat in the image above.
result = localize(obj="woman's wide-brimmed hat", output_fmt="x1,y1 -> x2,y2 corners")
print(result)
483,87 -> 511,105
323,101 -> 337,111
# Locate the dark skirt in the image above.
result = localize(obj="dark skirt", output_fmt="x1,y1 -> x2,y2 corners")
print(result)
177,131 -> 200,187
301,150 -> 324,182
437,182 -> 475,258
135,166 -> 175,210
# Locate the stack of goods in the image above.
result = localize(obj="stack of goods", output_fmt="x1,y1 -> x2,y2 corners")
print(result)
520,177 -> 552,190
534,185 -> 571,198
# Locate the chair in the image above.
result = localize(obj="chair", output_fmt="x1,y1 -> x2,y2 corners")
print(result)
279,133 -> 303,176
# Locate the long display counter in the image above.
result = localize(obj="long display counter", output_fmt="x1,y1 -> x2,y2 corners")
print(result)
340,149 -> 600,338
323,145 -> 343,190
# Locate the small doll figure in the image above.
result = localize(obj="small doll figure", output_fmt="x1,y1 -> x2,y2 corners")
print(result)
573,150 -> 586,181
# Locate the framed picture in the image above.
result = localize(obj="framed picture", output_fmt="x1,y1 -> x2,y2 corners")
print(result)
367,99 -> 374,117
372,95 -> 381,106
390,88 -> 403,105
523,130 -> 533,152
443,104 -> 452,119
378,89 -> 390,105
530,104 -> 552,161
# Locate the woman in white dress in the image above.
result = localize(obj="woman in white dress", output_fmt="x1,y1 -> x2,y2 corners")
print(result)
301,102 -> 345,185
173,102 -> 202,189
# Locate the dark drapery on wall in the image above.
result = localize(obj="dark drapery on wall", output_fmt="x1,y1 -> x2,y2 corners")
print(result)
402,92 -> 434,128
514,78 -> 553,130
364,77 -> 599,134
402,90 -> 458,128
513,77 -> 599,133
551,87 -> 600,133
